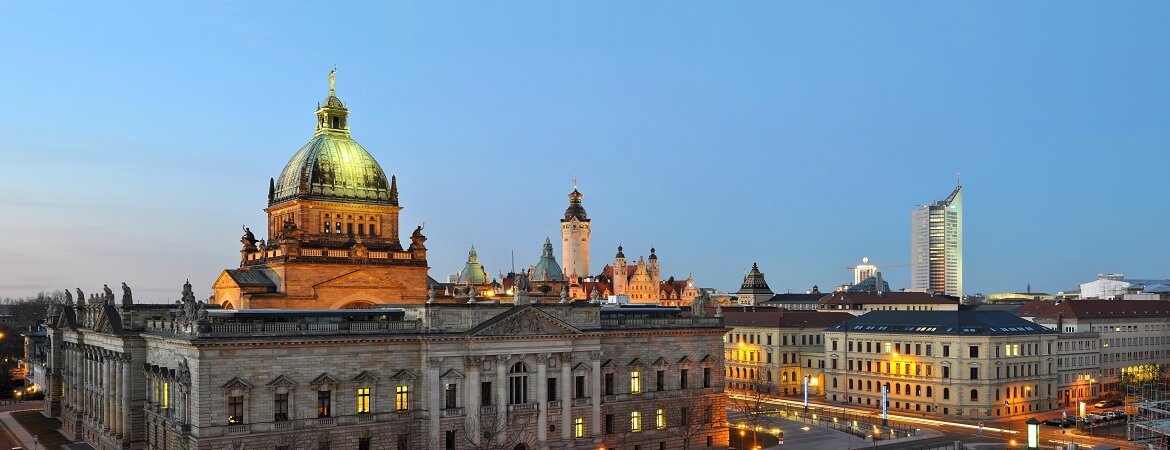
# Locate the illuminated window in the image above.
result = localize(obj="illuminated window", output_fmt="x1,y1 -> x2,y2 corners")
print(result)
630,411 -> 642,432
630,371 -> 641,394
317,390 -> 332,417
228,395 -> 244,424
396,385 -> 409,411
574,417 -> 585,438
656,408 -> 666,429
161,382 -> 170,409
357,388 -> 371,414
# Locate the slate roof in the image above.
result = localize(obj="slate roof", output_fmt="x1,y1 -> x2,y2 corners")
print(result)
722,309 -> 853,328
760,293 -> 827,305
225,269 -> 276,288
819,291 -> 959,306
827,310 -> 1054,336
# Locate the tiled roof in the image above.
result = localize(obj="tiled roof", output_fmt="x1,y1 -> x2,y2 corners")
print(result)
1016,299 -> 1170,319
225,270 -> 276,288
827,310 -> 1054,335
721,309 -> 853,328
818,291 -> 958,306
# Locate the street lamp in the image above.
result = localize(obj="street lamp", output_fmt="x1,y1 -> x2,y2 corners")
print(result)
1026,417 -> 1040,450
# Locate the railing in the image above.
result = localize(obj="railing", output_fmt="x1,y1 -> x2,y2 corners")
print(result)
327,250 -> 350,258
369,251 -> 389,259
480,405 -> 497,415
547,400 -> 561,409
168,319 -> 424,336
441,408 -> 465,418
302,249 -> 324,257
600,316 -> 723,329
357,413 -> 375,423
317,417 -> 336,426
508,403 -> 538,413
274,421 -> 294,431
227,424 -> 248,434
393,252 -> 412,260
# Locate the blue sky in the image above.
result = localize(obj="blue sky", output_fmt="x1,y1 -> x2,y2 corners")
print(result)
1,1 -> 1167,300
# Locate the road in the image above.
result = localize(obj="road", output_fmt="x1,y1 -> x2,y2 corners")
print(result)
730,393 -> 1131,450
0,401 -> 41,449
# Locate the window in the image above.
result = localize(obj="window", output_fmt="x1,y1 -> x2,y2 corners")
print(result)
481,381 -> 493,406
161,381 -> 170,409
970,367 -> 979,380
656,408 -> 666,429
681,407 -> 691,425
317,390 -> 332,417
703,368 -> 712,388
943,388 -> 950,400
359,438 -> 371,450
630,371 -> 642,394
970,389 -> 979,401
445,383 -> 458,409
395,385 -> 409,411
274,393 -> 289,421
574,418 -> 585,438
547,378 -> 557,402
444,431 -> 454,450
680,369 -> 689,389
942,366 -> 950,379
943,345 -> 950,357
357,388 -> 371,414
630,411 -> 642,432
656,370 -> 665,391
605,413 -> 615,433
969,346 -> 979,358
605,373 -> 615,395
575,376 -> 586,399
228,395 -> 244,424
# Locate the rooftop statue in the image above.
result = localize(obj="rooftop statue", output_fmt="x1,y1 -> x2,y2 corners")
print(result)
64,289 -> 73,306
75,289 -> 84,306
241,226 -> 258,251
410,225 -> 427,250
121,282 -> 133,306
103,284 -> 115,305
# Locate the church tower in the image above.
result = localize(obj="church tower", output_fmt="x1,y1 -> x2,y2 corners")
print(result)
560,186 -> 591,280
612,245 -> 627,296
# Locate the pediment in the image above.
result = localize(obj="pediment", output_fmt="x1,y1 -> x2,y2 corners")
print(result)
221,377 -> 254,391
628,358 -> 647,368
700,354 -> 717,364
677,356 -> 695,366
572,362 -> 591,373
441,369 -> 465,380
601,359 -> 618,370
314,270 -> 399,290
311,373 -> 340,386
352,371 -> 380,383
469,306 -> 582,337
652,357 -> 671,368
213,271 -> 240,289
266,375 -> 298,387
391,369 -> 417,381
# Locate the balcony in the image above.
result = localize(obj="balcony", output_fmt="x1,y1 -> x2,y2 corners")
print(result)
227,424 -> 249,434
480,405 -> 497,415
508,403 -> 538,413
600,316 -> 723,329
572,398 -> 591,407
547,400 -> 561,409
317,417 -> 336,426
441,408 -> 465,418
357,413 -> 375,423
274,421 -> 294,431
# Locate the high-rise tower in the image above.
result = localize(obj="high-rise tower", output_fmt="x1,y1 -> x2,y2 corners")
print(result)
561,186 -> 591,279
910,184 -> 963,297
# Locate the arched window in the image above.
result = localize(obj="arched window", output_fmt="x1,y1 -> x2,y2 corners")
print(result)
943,388 -> 950,400
926,386 -> 932,397
509,363 -> 529,405
970,389 -> 979,401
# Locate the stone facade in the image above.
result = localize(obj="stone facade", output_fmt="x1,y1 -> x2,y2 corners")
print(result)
41,297 -> 729,450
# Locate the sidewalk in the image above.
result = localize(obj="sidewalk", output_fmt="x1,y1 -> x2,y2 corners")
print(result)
0,411 -> 39,448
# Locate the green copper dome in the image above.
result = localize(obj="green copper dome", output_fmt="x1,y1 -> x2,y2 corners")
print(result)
532,238 -> 564,282
270,71 -> 396,206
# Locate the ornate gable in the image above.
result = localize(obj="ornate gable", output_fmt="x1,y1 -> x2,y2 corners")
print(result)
652,357 -> 671,368
352,371 -> 380,383
628,358 -> 647,368
572,362 -> 591,373
390,369 -> 417,381
677,356 -> 695,366
441,369 -> 465,380
310,373 -> 340,386
266,375 -> 298,387
469,306 -> 582,337
221,377 -> 254,391
700,354 -> 718,365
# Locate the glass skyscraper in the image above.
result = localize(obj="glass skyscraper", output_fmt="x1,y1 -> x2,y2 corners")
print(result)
911,185 -> 963,297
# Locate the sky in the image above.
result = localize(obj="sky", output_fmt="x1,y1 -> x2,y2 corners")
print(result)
0,1 -> 1167,301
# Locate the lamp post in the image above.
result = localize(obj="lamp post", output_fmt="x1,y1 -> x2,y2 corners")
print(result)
1026,417 -> 1040,450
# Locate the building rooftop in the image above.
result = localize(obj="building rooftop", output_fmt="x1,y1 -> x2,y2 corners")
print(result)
827,310 -> 1054,336
819,291 -> 959,306
721,309 -> 853,328
1016,299 -> 1170,319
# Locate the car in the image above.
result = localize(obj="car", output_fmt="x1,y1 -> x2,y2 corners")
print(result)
1043,418 -> 1065,426
1103,411 -> 1119,420
1062,417 -> 1077,427
1095,399 -> 1123,408
1084,414 -> 1105,424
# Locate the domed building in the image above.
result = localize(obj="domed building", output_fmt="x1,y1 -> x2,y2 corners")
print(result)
212,72 -> 430,309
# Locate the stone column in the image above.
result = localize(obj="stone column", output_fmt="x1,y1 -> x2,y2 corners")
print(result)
590,351 -> 602,435
536,354 -> 549,444
121,355 -> 130,438
427,357 -> 442,448
104,353 -> 112,432
466,357 -> 482,446
560,353 -> 572,440
496,355 -> 509,441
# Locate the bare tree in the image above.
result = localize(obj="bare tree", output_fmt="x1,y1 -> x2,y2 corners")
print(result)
670,394 -> 720,450
462,409 -> 537,450
728,378 -> 772,450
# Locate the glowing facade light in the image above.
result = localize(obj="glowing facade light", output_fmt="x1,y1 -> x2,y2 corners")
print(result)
1026,417 -> 1040,449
